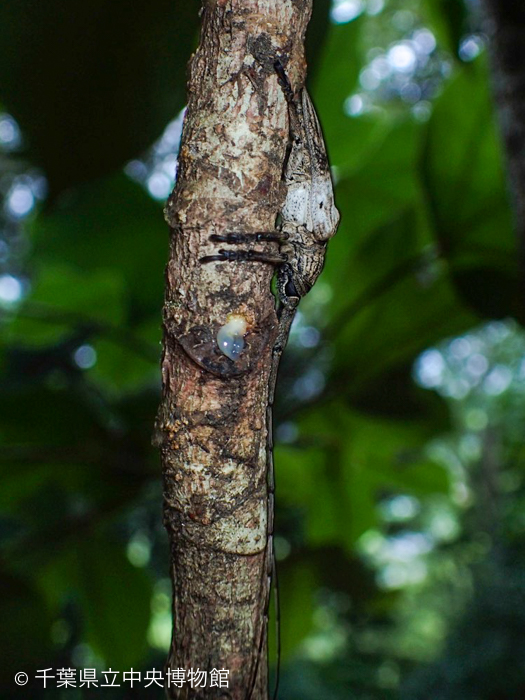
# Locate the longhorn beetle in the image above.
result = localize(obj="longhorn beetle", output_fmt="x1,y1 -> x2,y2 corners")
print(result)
201,59 -> 340,698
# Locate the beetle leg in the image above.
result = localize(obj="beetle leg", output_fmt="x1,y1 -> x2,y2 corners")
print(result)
209,231 -> 287,245
200,249 -> 286,265
274,59 -> 296,105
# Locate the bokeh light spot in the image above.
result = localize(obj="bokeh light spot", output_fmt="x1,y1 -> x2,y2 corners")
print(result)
0,274 -> 23,304
73,344 -> 97,370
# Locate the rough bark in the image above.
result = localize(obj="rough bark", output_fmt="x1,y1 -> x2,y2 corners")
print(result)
155,1 -> 312,698
481,1 -> 525,304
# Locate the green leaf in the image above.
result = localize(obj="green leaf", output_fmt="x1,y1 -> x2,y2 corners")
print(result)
0,384 -> 106,447
344,413 -> 450,497
75,537 -> 151,667
0,384 -> 156,532
325,121 -> 425,295
89,336 -> 159,392
4,264 -> 126,346
422,57 -> 518,319
311,16 -> 394,174
2,175 -> 164,390
30,173 -> 168,319
348,362 -> 450,427
276,442 -> 343,546
324,209 -> 476,409
277,558 -> 317,658
305,0 -> 333,82
38,536 -> 152,667
276,404 -> 449,550
420,0 -> 468,57
338,412 -> 449,545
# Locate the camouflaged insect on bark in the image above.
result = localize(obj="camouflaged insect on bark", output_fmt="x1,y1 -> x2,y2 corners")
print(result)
155,2 -> 313,699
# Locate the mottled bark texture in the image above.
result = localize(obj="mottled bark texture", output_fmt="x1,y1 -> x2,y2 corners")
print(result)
155,1 -> 312,698
481,1 -> 525,303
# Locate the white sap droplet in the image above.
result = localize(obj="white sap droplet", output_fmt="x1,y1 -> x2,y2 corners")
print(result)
217,315 -> 248,361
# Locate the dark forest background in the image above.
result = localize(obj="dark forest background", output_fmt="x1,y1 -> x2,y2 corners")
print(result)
1,0 -> 525,697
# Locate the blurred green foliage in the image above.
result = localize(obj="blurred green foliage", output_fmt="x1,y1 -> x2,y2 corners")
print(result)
1,0 -> 524,698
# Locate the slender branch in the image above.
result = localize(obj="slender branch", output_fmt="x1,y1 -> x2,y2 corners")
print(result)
155,3 -> 312,698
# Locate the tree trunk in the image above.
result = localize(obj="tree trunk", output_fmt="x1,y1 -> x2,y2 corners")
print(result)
481,1 -> 525,304
155,1 -> 312,698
